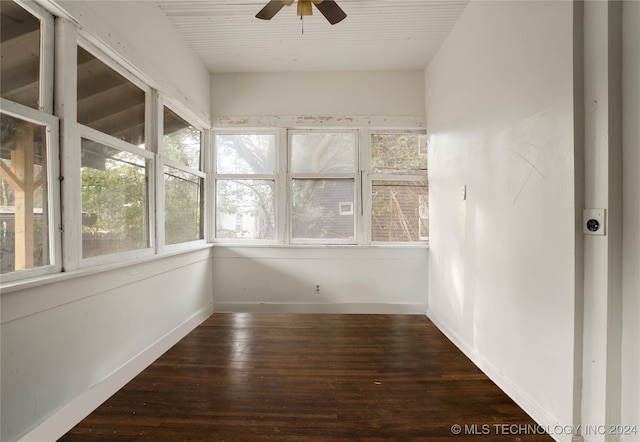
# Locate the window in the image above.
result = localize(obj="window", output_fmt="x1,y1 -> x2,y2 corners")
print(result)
77,45 -> 153,260
370,132 -> 428,242
1,113 -> 50,272
77,46 -> 146,146
290,131 -> 357,243
1,1 -> 41,110
1,1 -> 59,280
2,2 -> 212,282
162,106 -> 204,245
213,129 -> 428,246
214,133 -> 277,241
81,138 -> 149,257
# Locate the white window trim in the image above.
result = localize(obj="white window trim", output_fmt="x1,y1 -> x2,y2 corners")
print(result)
14,0 -> 55,113
77,124 -> 156,267
213,129 -> 283,245
366,129 -> 429,246
288,129 -> 359,245
0,98 -> 62,282
212,127 -> 429,247
158,97 -> 208,252
72,40 -> 157,268
0,2 -> 59,282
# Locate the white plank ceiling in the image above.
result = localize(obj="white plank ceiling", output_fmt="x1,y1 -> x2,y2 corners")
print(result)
156,0 -> 469,73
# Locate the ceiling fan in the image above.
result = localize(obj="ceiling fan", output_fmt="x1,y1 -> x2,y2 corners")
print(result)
256,0 -> 347,25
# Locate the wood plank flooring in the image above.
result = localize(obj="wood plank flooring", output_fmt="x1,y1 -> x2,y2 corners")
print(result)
60,314 -> 553,441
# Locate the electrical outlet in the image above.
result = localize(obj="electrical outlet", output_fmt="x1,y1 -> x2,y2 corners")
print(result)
583,209 -> 606,236
315,284 -> 321,293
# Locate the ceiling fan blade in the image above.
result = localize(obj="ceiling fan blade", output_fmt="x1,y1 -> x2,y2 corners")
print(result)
314,0 -> 347,25
256,0 -> 286,20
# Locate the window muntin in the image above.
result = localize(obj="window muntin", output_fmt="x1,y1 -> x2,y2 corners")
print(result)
291,178 -> 355,241
77,46 -> 146,147
81,137 -> 149,258
164,166 -> 203,245
0,112 -> 49,273
0,1 -> 41,110
215,134 -> 276,174
216,179 -> 275,240
163,107 -> 201,170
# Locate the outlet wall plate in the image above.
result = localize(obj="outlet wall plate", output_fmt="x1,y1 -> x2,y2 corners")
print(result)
583,208 -> 606,236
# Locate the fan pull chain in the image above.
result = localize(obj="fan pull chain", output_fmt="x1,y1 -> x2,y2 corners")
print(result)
301,15 -> 304,35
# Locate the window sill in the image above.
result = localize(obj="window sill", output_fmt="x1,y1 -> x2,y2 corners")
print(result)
212,242 -> 429,249
0,243 -> 215,296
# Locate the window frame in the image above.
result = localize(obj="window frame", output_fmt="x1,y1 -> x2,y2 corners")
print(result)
365,129 -> 429,245
212,129 -> 284,245
73,39 -> 156,267
1,0 -> 54,113
288,129 -> 359,246
212,127 -> 428,247
158,98 -> 208,252
0,99 -> 61,282
78,124 -> 156,266
0,1 -> 59,282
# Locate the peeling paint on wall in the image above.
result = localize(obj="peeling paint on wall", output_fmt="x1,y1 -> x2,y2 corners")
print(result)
213,115 -> 425,129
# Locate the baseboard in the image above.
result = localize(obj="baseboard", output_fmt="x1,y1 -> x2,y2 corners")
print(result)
18,302 -> 214,442
426,308 -> 575,442
215,302 -> 427,315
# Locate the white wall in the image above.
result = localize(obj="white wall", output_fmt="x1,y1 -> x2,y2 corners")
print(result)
211,70 -> 425,121
56,0 -> 211,120
213,247 -> 427,314
211,70 -> 428,314
425,0 -> 577,436
1,249 -> 214,442
621,0 -> 640,439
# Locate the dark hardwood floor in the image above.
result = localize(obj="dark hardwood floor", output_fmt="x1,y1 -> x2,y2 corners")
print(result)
60,314 -> 553,441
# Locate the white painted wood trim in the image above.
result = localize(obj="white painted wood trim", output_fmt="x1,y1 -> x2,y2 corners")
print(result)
78,125 -> 154,160
213,115 -> 426,129
215,302 -> 427,315
54,18 -> 81,273
0,99 -> 62,283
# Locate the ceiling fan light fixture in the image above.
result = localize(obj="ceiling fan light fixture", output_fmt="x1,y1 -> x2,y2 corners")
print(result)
256,0 -> 346,25
297,0 -> 313,16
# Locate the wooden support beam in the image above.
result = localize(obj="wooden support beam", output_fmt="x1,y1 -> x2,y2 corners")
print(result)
0,160 -> 24,192
12,123 -> 35,270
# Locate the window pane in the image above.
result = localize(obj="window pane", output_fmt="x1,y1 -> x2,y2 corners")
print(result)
81,138 -> 148,258
291,133 -> 355,173
77,47 -> 145,146
371,181 -> 428,242
292,179 -> 354,240
216,179 -> 275,240
165,166 -> 202,245
1,1 -> 41,109
215,134 -> 276,174
163,107 -> 201,169
371,133 -> 427,175
0,113 -> 49,273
